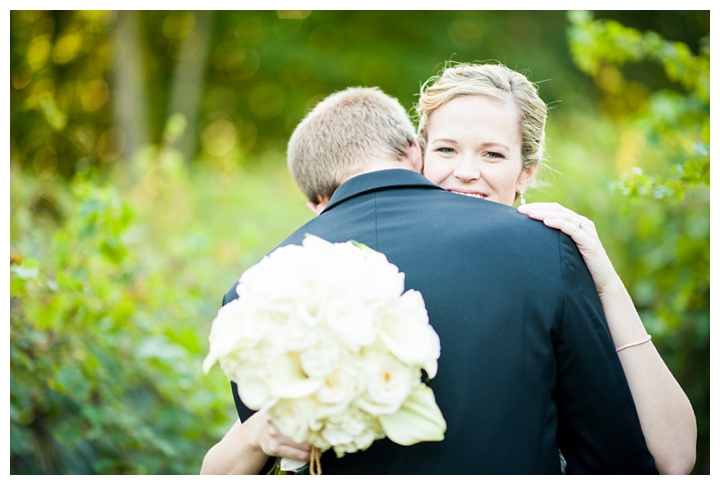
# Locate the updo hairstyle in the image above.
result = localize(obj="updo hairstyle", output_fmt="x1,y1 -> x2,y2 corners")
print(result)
416,63 -> 547,171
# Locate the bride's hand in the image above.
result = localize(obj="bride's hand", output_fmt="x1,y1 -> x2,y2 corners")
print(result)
518,202 -> 618,296
248,412 -> 312,462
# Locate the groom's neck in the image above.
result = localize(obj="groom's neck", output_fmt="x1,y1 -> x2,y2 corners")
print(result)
340,159 -> 421,185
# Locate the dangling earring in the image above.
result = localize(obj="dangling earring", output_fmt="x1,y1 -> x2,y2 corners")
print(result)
519,190 -> 526,206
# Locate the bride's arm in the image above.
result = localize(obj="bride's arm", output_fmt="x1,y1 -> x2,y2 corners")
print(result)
200,413 -> 311,474
519,202 -> 697,475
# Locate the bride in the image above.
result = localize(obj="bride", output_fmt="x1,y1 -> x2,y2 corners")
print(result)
414,62 -> 696,474
200,63 -> 696,475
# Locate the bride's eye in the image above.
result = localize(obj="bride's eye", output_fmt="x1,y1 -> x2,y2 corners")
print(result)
436,147 -> 455,154
486,151 -> 505,159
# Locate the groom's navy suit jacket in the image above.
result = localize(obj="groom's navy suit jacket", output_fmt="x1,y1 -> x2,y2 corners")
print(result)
222,169 -> 657,474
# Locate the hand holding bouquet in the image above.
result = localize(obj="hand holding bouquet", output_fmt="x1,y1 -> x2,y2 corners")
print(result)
203,235 -> 446,471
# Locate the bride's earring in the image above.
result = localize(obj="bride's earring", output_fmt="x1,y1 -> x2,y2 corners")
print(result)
519,190 -> 526,206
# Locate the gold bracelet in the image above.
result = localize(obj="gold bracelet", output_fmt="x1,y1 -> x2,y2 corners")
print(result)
615,335 -> 652,353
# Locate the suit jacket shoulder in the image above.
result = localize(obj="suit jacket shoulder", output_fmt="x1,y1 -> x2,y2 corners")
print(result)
218,170 -> 656,474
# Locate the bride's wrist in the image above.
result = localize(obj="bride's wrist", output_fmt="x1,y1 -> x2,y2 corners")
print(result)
597,274 -> 650,347
596,270 -> 624,300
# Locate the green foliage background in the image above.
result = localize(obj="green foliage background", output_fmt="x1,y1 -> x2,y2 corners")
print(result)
9,10 -> 710,474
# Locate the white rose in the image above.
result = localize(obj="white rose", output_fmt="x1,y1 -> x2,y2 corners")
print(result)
321,407 -> 385,458
356,414 -> 385,450
312,259 -> 363,300
305,238 -> 401,302
238,246 -> 314,308
355,247 -> 405,300
232,346 -> 275,410
378,290 -> 441,378
203,299 -> 245,373
321,417 -> 356,448
320,298 -> 378,353
314,367 -> 358,419
267,310 -> 319,353
216,349 -> 245,385
316,241 -> 405,303
205,301 -> 279,366
355,352 -> 413,416
300,233 -> 337,253
305,428 -> 331,453
235,367 -> 272,411
299,335 -> 345,378
269,396 -> 321,445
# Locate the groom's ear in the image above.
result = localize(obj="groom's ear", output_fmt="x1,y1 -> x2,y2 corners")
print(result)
306,195 -> 330,216
405,136 -> 423,174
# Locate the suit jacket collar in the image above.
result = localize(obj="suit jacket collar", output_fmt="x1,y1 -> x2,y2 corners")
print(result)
323,169 -> 445,213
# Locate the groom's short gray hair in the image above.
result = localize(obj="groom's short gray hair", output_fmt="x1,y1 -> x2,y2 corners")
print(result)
287,87 -> 416,204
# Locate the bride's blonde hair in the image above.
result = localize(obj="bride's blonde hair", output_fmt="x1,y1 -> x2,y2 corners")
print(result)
416,62 -> 547,171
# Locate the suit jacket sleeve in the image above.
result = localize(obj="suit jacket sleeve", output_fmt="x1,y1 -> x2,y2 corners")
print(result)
554,233 -> 657,474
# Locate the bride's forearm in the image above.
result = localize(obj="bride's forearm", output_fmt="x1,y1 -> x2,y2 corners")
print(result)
200,418 -> 269,475
518,203 -> 696,473
597,274 -> 648,348
599,278 -> 696,474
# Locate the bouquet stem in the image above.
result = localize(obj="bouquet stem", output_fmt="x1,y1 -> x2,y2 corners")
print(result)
309,446 -> 322,475
269,447 -> 322,475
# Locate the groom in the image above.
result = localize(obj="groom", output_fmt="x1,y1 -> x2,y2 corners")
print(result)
209,87 -> 657,474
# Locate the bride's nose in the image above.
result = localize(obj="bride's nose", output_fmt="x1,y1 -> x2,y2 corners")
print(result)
453,156 -> 480,182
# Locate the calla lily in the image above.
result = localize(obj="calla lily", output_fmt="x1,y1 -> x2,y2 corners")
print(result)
267,354 -> 323,399
378,384 -> 446,446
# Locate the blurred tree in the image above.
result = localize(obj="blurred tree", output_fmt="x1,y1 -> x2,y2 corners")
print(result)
11,11 -> 594,179
11,181 -> 222,473
12,11 -> 709,181
164,11 -> 214,163
10,9 -> 710,475
567,10 -> 709,474
112,11 -> 150,173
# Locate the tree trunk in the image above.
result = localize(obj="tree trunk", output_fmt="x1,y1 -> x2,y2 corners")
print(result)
112,10 -> 150,180
165,11 -> 214,163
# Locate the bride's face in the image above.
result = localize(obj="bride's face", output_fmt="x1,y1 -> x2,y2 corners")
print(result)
422,95 -> 536,206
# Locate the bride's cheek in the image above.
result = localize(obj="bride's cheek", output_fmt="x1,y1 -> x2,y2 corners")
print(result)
422,160 -> 442,183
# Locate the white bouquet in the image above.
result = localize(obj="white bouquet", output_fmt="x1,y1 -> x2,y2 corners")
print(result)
203,234 -> 446,472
